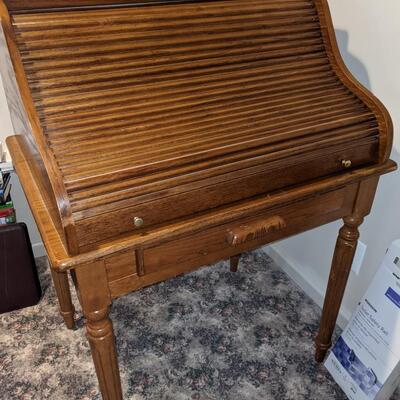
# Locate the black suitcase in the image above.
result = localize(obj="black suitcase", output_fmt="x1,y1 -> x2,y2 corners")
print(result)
0,222 -> 42,313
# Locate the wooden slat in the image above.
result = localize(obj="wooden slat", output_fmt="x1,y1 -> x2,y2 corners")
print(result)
55,100 -> 367,171
68,123 -> 378,206
51,87 -> 351,155
39,61 -> 330,124
47,77 -> 340,145
7,0 -> 314,14
17,9 -> 317,40
69,130 -> 379,218
61,110 -> 375,183
42,65 -> 337,137
10,0 -> 381,239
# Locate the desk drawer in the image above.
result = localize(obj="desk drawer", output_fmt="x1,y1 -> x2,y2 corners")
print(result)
75,140 -> 376,248
143,185 -> 356,275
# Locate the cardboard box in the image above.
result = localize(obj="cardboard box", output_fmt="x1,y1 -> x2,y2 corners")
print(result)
325,240 -> 400,400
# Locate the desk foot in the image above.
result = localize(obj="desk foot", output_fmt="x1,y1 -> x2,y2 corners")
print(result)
315,342 -> 332,363
51,269 -> 75,330
230,254 -> 241,272
60,309 -> 75,330
86,307 -> 123,400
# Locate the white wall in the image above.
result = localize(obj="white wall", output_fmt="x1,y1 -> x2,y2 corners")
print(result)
0,71 -> 12,156
267,0 -> 400,327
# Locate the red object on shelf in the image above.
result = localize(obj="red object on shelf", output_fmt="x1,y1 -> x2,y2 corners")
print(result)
0,207 -> 16,225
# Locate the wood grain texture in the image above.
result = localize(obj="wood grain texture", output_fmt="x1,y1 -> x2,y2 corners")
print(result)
1,0 -> 392,250
4,0 -> 215,12
230,254 -> 241,273
50,269 -> 75,329
315,177 -> 379,362
314,0 -> 393,162
6,135 -> 71,265
143,186 -> 355,276
0,1 -> 79,253
2,2 -> 397,398
7,130 -> 396,273
106,182 -> 356,299
227,216 -> 287,246
104,250 -> 136,282
74,262 -> 122,400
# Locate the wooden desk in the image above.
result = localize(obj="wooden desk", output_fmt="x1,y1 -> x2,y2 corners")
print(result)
1,0 -> 396,398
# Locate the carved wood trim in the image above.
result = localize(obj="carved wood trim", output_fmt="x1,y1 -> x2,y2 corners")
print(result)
226,216 -> 286,246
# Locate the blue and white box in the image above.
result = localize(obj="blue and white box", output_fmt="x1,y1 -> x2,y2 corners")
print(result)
325,240 -> 400,400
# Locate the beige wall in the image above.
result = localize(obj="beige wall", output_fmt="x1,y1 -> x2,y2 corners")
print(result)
0,71 -> 13,153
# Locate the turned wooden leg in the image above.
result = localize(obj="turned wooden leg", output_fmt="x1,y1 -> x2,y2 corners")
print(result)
315,177 -> 379,362
74,261 -> 123,400
50,269 -> 75,329
85,307 -> 123,400
230,254 -> 241,272
315,215 -> 362,362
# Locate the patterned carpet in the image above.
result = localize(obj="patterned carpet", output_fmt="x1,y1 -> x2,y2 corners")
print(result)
0,250 -> 371,400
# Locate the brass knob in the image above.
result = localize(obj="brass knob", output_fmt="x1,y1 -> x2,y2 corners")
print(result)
342,159 -> 352,168
133,216 -> 144,228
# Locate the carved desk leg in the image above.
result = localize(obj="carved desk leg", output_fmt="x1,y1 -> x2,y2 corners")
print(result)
315,178 -> 379,362
74,261 -> 123,400
50,269 -> 75,329
230,254 -> 241,272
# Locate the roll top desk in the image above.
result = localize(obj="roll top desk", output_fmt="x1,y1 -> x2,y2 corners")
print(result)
0,0 -> 396,398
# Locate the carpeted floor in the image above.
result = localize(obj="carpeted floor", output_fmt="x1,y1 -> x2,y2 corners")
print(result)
0,250 -> 391,400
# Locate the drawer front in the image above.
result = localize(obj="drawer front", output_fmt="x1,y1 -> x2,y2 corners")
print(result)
143,185 -> 357,275
105,250 -> 136,283
76,141 -> 376,247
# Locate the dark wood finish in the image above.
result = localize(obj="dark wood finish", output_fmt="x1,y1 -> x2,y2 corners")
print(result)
3,0 -> 389,249
7,133 -> 396,272
230,254 -> 241,273
2,0 -> 396,398
4,0 -> 206,12
315,176 -> 379,361
50,269 -> 75,329
143,186 -> 355,275
135,249 -> 145,277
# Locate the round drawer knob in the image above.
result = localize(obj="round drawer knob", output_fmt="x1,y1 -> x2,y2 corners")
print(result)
342,159 -> 352,168
133,216 -> 144,228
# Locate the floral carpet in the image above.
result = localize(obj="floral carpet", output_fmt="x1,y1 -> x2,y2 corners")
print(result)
0,250 -> 384,400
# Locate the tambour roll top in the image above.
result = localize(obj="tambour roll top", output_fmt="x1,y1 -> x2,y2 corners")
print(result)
1,0 -> 392,253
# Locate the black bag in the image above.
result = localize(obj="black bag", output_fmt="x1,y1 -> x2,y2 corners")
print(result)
0,223 -> 42,313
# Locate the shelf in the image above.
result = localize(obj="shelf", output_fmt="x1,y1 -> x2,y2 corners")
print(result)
0,161 -> 14,172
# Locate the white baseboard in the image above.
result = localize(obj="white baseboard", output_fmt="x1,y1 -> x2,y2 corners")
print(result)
32,241 -> 46,259
262,244 -> 350,329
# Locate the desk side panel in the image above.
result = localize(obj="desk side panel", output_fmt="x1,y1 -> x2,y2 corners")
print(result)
315,0 -> 393,163
6,135 -> 70,266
